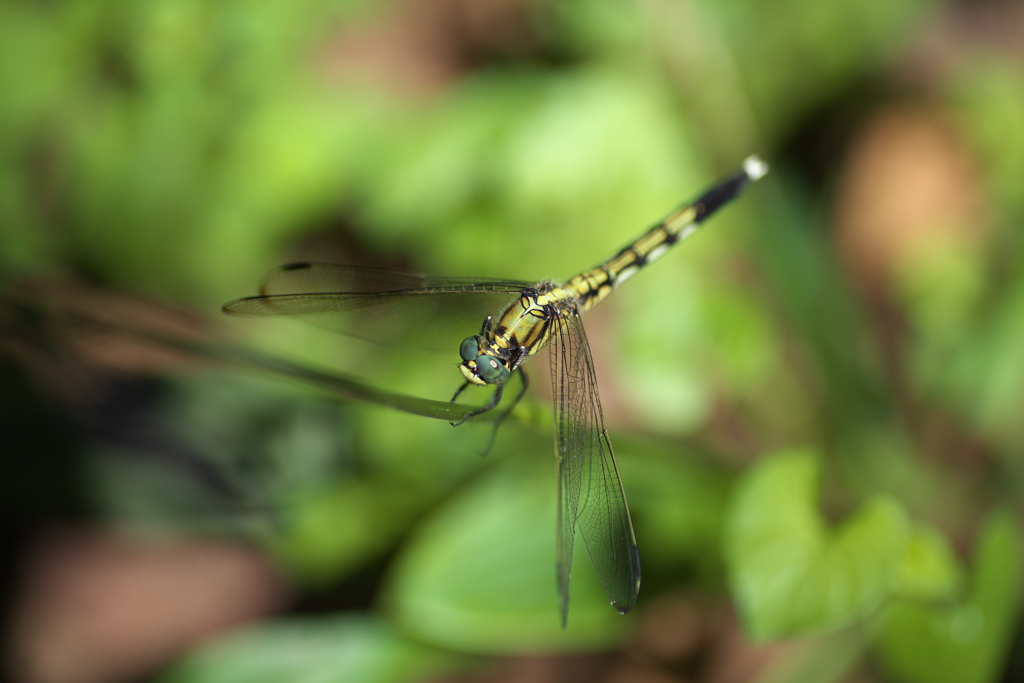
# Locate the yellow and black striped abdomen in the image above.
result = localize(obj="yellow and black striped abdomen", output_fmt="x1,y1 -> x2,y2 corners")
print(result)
562,203 -> 698,313
566,157 -> 767,314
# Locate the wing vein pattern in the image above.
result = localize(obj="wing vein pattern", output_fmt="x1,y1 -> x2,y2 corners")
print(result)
550,303 -> 640,627
223,263 -> 530,351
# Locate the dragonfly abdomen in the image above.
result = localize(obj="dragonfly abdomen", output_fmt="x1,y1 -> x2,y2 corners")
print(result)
566,156 -> 768,314
561,207 -> 700,314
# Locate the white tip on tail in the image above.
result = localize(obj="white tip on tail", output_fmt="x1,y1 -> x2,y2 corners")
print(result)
743,155 -> 769,182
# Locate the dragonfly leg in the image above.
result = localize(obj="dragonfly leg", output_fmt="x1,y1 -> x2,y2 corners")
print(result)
450,380 -> 473,403
478,367 -> 529,456
449,382 -> 505,428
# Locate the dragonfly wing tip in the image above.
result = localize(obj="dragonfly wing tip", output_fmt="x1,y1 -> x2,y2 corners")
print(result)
612,601 -> 634,615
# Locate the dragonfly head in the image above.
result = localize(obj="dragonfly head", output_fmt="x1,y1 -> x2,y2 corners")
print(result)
459,336 -> 509,385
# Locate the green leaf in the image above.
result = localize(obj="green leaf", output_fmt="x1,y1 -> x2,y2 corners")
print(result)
878,511 -> 1023,683
726,449 -> 910,639
160,615 -> 458,683
892,523 -> 962,602
383,451 -> 630,653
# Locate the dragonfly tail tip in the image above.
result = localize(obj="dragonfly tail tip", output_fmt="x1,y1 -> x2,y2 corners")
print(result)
743,155 -> 769,182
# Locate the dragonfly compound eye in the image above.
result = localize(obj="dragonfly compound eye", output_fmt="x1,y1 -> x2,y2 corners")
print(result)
476,356 -> 509,384
459,336 -> 480,362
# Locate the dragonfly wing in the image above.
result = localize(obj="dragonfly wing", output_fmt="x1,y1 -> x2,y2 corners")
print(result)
549,306 -> 641,627
255,262 -> 527,295
223,263 -> 530,352
226,346 -> 482,422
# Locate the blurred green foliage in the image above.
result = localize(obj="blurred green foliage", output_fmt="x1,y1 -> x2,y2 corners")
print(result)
161,614 -> 460,683
3,0 -> 1024,682
727,450 -> 913,640
879,511 -> 1023,683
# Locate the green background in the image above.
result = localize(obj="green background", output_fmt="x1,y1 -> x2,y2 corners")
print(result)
2,1 -> 1023,682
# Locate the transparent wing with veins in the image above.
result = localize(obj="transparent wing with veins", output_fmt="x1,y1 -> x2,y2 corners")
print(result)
223,262 -> 530,353
549,303 -> 641,627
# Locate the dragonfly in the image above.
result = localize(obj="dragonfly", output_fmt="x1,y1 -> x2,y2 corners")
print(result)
223,156 -> 768,626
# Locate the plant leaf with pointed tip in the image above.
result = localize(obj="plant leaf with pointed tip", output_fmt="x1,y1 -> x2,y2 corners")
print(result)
726,450 -> 910,639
